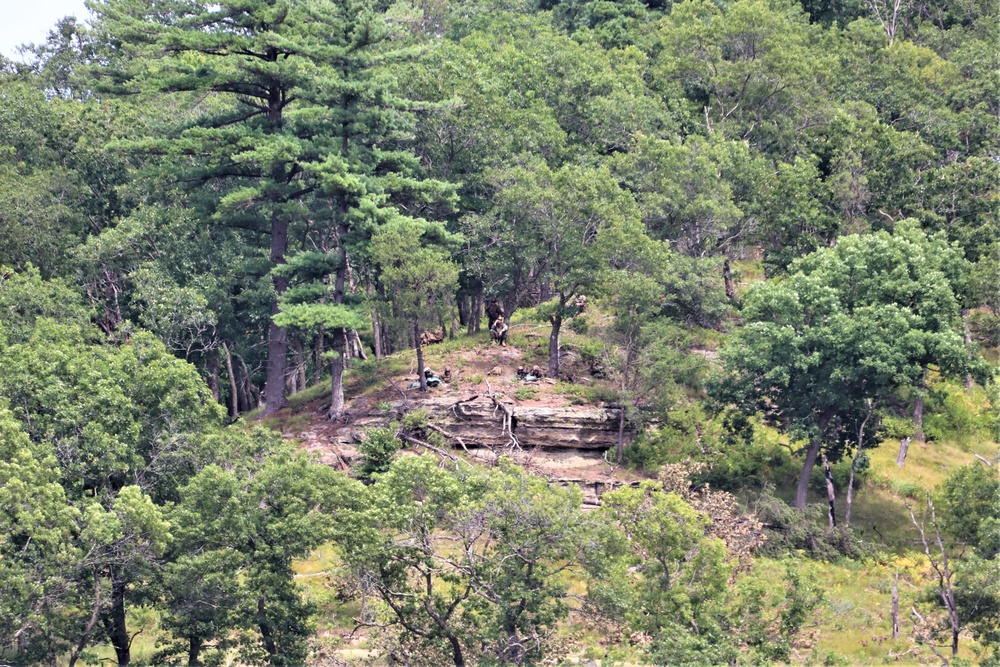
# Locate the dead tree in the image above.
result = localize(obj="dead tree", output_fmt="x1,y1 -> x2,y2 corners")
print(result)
845,399 -> 874,527
897,437 -> 912,467
821,453 -> 837,529
907,495 -> 961,660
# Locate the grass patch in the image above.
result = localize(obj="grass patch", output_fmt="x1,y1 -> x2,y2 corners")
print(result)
791,555 -> 990,665
554,380 -> 619,405
867,435 -> 993,492
513,386 -> 538,401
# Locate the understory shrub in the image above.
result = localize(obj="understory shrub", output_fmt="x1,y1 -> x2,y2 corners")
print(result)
753,490 -> 869,560
356,427 -> 402,482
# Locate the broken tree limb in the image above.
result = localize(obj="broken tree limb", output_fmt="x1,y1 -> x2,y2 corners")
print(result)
425,422 -> 474,458
449,395 -> 480,418
400,434 -> 471,467
485,380 -> 519,448
387,378 -> 410,409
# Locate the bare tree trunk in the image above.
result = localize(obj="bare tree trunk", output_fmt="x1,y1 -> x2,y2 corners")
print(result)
795,439 -> 822,509
257,597 -> 277,658
723,256 -> 736,300
372,309 -> 383,359
414,319 -> 427,392
68,577 -> 102,667
891,575 -> 900,639
206,349 -> 220,403
286,352 -> 298,396
330,328 -> 347,420
447,634 -> 465,667
846,400 -> 873,527
313,326 -> 325,384
294,335 -> 307,392
382,320 -> 393,355
239,356 -> 261,409
187,637 -> 202,666
962,307 -> 972,389
897,437 -> 912,467
104,576 -> 131,665
264,215 -> 289,416
458,293 -> 469,327
616,407 -> 626,461
907,497 -> 961,658
548,312 -> 563,378
222,343 -> 239,419
348,329 -> 367,360
821,453 -> 836,529
913,365 -> 927,443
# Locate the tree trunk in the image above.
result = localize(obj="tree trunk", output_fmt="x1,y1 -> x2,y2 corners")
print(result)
458,293 -> 469,327
294,335 -> 307,392
415,319 -> 427,392
381,320 -> 393,355
206,349 -> 220,403
616,407 -> 626,461
447,634 -> 465,667
239,355 -> 261,410
286,360 -> 297,395
330,328 -> 347,420
913,365 -> 927,443
187,637 -> 202,666
372,309 -> 383,359
795,438 -> 822,509
264,215 -> 290,416
349,329 -> 367,360
896,437 -> 911,467
105,577 -> 130,666
963,307 -> 972,389
845,401 -> 872,527
821,453 -> 836,529
313,326 -> 325,384
891,576 -> 899,639
723,256 -> 736,300
257,597 -> 277,658
471,294 -> 482,333
222,343 -> 238,420
548,313 -> 563,378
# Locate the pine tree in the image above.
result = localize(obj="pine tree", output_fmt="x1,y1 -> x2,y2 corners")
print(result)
91,0 -> 451,414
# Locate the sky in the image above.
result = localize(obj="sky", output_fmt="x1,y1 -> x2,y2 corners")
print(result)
0,0 -> 91,60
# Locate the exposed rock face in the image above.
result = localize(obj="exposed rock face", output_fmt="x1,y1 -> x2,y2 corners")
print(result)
416,396 -> 629,450
296,394 -> 639,507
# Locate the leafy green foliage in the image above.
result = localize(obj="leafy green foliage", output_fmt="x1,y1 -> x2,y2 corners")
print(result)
2,0 -> 1000,662
938,464 -> 1000,558
334,455 -> 585,666
712,221 -> 984,507
355,427 -> 402,482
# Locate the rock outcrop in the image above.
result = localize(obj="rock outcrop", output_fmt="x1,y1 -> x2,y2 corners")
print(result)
413,395 -> 628,450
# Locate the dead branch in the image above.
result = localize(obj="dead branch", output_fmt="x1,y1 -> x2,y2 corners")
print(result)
387,378 -> 410,409
484,380 -> 519,448
425,422 -> 474,458
400,434 -> 472,467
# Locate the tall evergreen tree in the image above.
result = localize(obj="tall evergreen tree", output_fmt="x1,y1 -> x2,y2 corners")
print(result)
90,0 -> 450,414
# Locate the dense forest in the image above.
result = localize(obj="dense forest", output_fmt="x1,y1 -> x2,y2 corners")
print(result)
0,0 -> 998,664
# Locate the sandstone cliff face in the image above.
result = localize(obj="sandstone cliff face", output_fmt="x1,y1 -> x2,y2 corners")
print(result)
413,396 -> 628,450
297,394 -> 638,507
